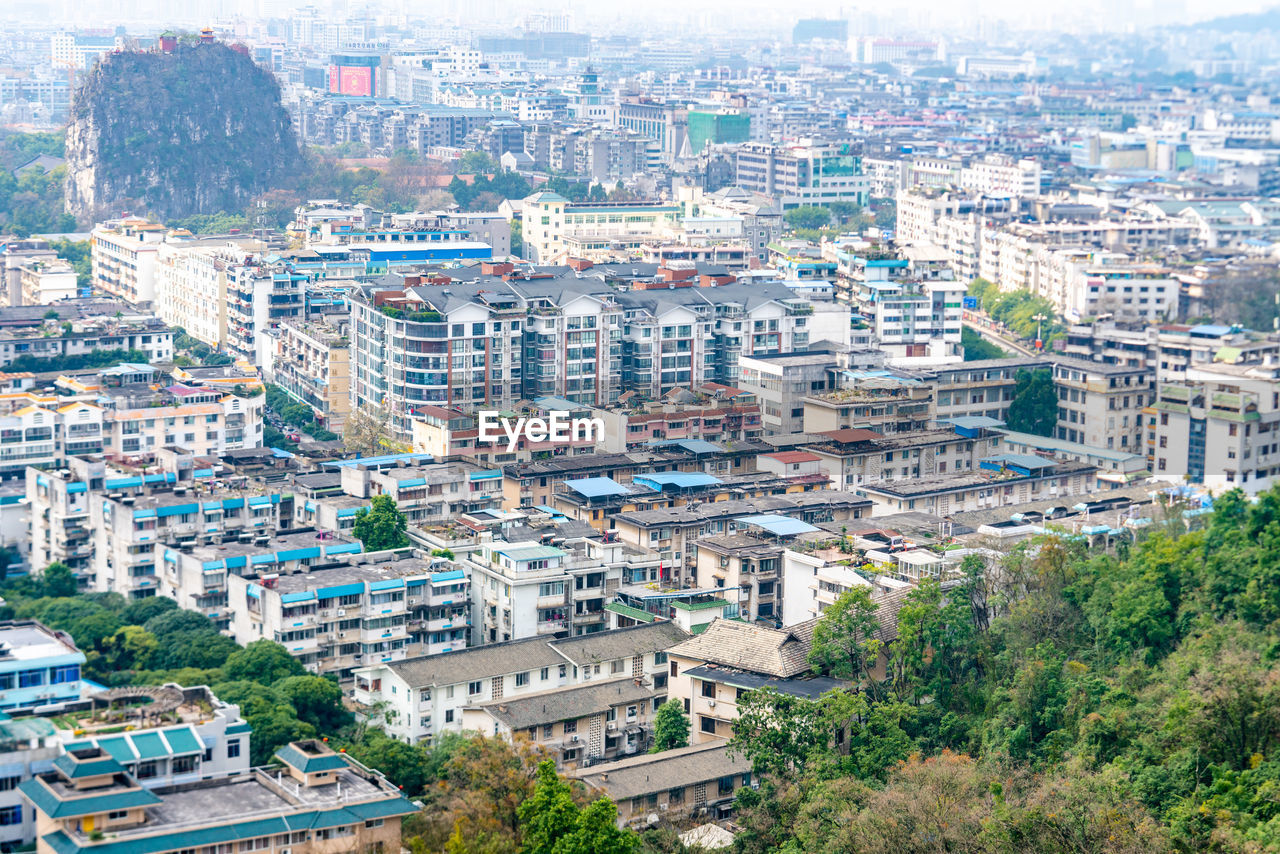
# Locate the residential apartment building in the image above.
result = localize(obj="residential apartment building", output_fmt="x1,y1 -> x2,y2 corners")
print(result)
927,358 -> 1051,423
0,317 -> 173,371
154,244 -> 240,350
958,154 -> 1042,197
690,536 -> 783,623
19,740 -> 416,854
466,537 -> 631,642
1149,362 -> 1280,493
857,456 -> 1098,516
735,140 -> 869,209
90,483 -> 295,601
227,557 -> 468,678
271,319 -> 352,433
0,401 -> 102,480
90,218 -> 165,307
609,491 -> 872,581
739,351 -> 841,437
0,621 -> 86,712
352,621 -> 688,746
520,192 -> 682,264
1050,357 -> 1152,452
802,379 -> 934,436
800,426 -> 1001,491
18,261 -> 77,305
335,458 -> 503,526
0,716 -> 60,850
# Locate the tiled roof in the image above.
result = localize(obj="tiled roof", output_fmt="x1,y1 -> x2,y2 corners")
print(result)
572,742 -> 748,800
549,621 -> 689,666
668,618 -> 817,678
471,678 -> 657,730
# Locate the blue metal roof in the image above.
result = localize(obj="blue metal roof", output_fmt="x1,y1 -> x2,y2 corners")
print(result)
647,439 -> 724,455
323,452 -> 432,469
981,453 -> 1056,472
736,514 -> 820,536
564,476 -> 631,498
633,472 -> 722,490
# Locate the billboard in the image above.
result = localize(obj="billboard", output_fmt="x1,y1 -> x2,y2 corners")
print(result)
329,65 -> 373,96
962,296 -> 979,310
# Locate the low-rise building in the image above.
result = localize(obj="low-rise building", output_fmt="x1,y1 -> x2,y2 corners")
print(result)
18,261 -> 77,305
226,556 -> 463,679
19,740 -> 416,854
690,536 -> 783,624
352,621 -> 688,746
0,621 -> 86,712
856,457 -> 1098,517
573,742 -> 753,825
461,677 -> 661,770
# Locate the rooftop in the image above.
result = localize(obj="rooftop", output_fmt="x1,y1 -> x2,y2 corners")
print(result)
573,742 -> 748,800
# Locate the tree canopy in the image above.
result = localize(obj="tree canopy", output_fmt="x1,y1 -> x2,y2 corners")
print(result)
353,494 -> 411,551
1005,367 -> 1058,436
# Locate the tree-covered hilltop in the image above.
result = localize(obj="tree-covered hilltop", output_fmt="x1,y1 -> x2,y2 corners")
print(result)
64,43 -> 302,221
725,487 -> 1280,853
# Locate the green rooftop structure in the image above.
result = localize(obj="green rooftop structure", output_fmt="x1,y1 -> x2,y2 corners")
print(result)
687,109 -> 751,155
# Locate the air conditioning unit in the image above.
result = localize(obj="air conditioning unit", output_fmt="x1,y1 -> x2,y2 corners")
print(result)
607,721 -> 617,731
336,609 -> 346,616
570,735 -> 579,743
707,699 -> 716,708
338,632 -> 345,638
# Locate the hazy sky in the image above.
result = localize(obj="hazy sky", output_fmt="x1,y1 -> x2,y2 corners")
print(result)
15,0 -> 1278,32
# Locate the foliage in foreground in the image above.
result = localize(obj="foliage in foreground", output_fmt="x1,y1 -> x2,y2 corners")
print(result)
724,487 -> 1280,853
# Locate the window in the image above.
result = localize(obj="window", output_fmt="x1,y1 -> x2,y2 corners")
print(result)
51,664 -> 80,684
611,659 -> 624,675
542,724 -> 553,739
700,716 -> 717,735
718,776 -> 736,795
515,671 -> 530,687
0,776 -> 17,791
654,652 -> 668,665
445,710 -> 454,723
701,680 -> 716,699
174,755 -> 198,774
670,661 -> 678,677
107,809 -> 129,820
227,739 -> 241,759
468,681 -> 482,695
135,761 -> 158,779
563,719 -> 577,734
18,669 -> 44,688
0,805 -> 21,825
668,787 -> 685,805
540,667 -> 550,680
365,819 -> 385,828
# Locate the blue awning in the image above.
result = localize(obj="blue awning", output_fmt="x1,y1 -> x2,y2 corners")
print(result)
317,583 -> 363,600
323,543 -> 362,556
370,579 -> 404,591
431,570 -> 466,584
250,554 -> 276,565
157,503 -> 199,518
633,472 -> 722,491
277,547 -> 321,561
563,477 -> 631,498
133,509 -> 157,520
280,591 -> 316,604
66,482 -> 87,494
736,514 -> 820,536
470,469 -> 502,480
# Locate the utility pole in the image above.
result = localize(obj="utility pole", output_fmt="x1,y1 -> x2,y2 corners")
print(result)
1032,313 -> 1047,351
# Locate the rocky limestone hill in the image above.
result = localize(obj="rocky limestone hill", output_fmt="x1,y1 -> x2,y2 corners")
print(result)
65,43 -> 302,221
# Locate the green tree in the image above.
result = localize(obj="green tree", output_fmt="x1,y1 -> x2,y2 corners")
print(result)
223,639 -> 306,684
807,587 -> 883,696
729,688 -> 831,778
651,699 -> 690,751
961,326 -> 1007,361
102,625 -> 160,672
274,675 -> 350,731
353,494 -> 411,551
784,205 -> 832,231
121,595 -> 177,627
1006,368 -> 1057,437
518,760 -> 637,854
40,562 -> 78,598
0,546 -> 15,585
457,150 -> 497,174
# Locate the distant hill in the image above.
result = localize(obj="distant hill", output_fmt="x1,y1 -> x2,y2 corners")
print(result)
64,43 -> 302,221
1174,7 -> 1280,31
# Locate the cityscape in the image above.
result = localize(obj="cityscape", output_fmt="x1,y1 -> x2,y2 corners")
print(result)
0,1 -> 1277,852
